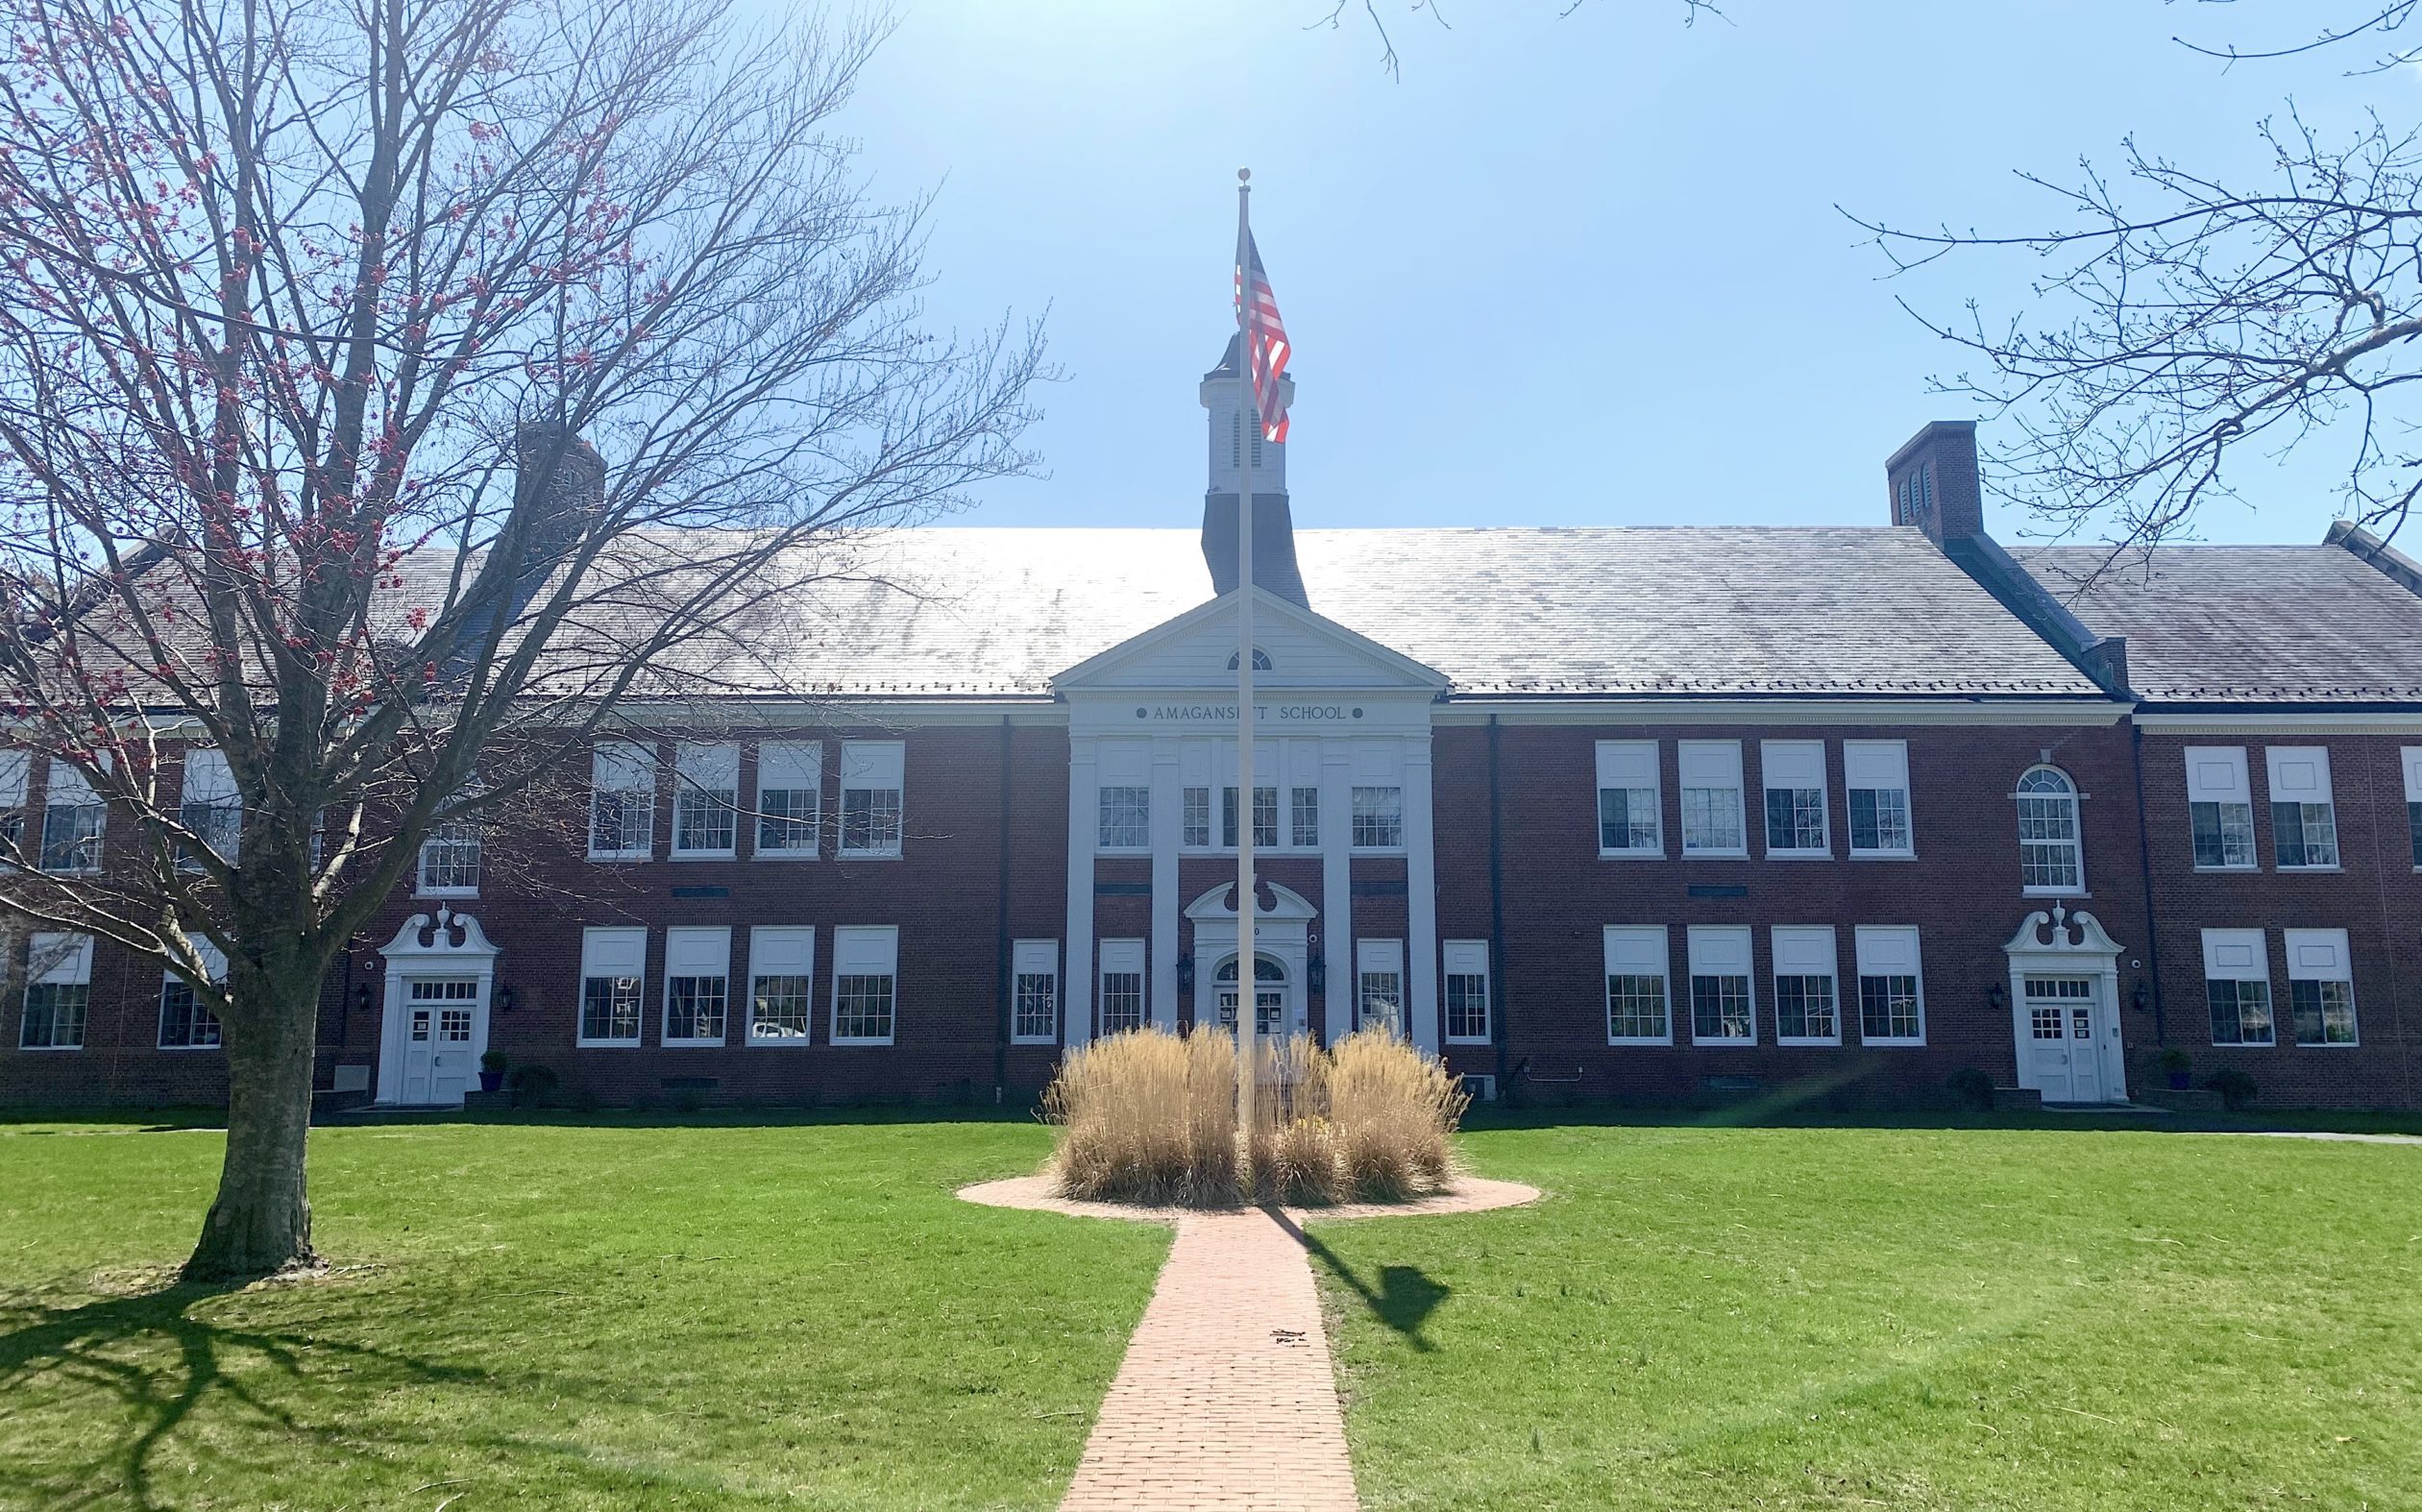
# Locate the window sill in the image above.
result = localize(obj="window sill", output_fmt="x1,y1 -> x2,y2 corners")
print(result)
1606,1036 -> 1674,1047
2292,1039 -> 2361,1049
2209,1041 -> 2276,1050
753,851 -> 820,862
2275,865 -> 2343,874
587,852 -> 651,864
837,852 -> 903,863
575,1038 -> 643,1049
2190,864 -> 2260,874
1761,851 -> 1833,863
1775,1036 -> 1843,1048
414,888 -> 479,900
1689,1037 -> 1757,1048
1847,851 -> 1917,862
16,1044 -> 84,1052
157,1043 -> 222,1053
746,1035 -> 815,1047
830,1036 -> 896,1047
1681,850 -> 1749,862
1010,1035 -> 1058,1046
1598,850 -> 1667,862
1443,1035 -> 1493,1046
1859,1037 -> 1927,1049
668,851 -> 738,863
2020,888 -> 2090,899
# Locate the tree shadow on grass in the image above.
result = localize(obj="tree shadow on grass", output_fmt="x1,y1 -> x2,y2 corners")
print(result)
0,1279 -> 490,1511
1269,1209 -> 1451,1353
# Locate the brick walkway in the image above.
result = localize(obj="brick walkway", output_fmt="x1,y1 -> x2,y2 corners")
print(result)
1058,1208 -> 1359,1511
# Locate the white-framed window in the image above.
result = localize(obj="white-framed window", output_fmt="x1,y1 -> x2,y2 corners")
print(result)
1686,924 -> 1755,1044
2284,928 -> 2359,1047
839,741 -> 904,859
1291,786 -> 1319,847
1182,786 -> 1212,847
1352,742 -> 1406,850
2404,747 -> 2422,870
1356,938 -> 1405,1035
2185,746 -> 2256,870
1770,925 -> 1840,1045
589,742 -> 655,860
1596,740 -> 1662,858
159,938 -> 229,1049
1760,740 -> 1829,858
417,812 -> 482,896
2014,766 -> 2084,893
0,749 -> 27,864
671,743 -> 740,857
746,925 -> 816,1044
1853,925 -> 1925,1045
755,742 -> 821,859
2266,746 -> 2339,869
18,932 -> 92,1050
1098,939 -> 1146,1036
178,747 -> 241,866
1844,740 -> 1913,857
577,926 -> 646,1046
830,925 -> 899,1044
1678,741 -> 1746,857
1443,939 -> 1491,1043
1602,925 -> 1672,1045
2202,928 -> 2274,1046
1222,783 -> 1278,849
1012,938 -> 1060,1043
39,757 -> 106,873
1096,741 -> 1151,851
661,925 -> 730,1045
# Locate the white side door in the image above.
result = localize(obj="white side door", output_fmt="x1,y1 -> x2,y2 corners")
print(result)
401,976 -> 483,1105
2021,976 -> 2100,1103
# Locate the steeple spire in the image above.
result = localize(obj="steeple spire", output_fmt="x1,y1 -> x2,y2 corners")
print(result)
1199,336 -> 1308,606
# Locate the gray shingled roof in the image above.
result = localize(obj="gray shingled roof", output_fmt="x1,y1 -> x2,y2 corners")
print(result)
707,524 -> 2107,698
2020,544 -> 2422,704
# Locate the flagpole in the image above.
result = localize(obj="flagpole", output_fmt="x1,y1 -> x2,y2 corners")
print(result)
1234,167 -> 1258,1154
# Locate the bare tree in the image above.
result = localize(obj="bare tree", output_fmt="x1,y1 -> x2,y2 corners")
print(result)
1853,4 -> 2422,558
1316,0 -> 1721,78
0,0 -> 1039,1279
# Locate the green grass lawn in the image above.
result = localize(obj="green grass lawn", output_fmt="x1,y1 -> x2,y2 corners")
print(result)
1308,1125 -> 2422,1511
0,1113 -> 1167,1510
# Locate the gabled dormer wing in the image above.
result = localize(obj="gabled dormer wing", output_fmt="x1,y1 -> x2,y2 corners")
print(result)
1053,586 -> 1449,694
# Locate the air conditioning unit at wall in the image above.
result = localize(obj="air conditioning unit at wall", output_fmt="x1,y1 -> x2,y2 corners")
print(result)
1461,1073 -> 1497,1103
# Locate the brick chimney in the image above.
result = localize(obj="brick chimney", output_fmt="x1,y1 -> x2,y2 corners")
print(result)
1199,335 -> 1309,607
1884,420 -> 1985,544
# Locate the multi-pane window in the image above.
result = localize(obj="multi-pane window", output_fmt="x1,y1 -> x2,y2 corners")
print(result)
158,957 -> 226,1049
1443,939 -> 1491,1043
746,925 -> 816,1042
589,743 -> 655,859
1291,787 -> 1319,848
1356,939 -> 1405,1035
1686,925 -> 1755,1043
1099,939 -> 1147,1036
2014,767 -> 2083,892
1012,939 -> 1060,1043
2186,746 -> 2257,869
39,759 -> 105,873
1854,925 -> 1925,1044
417,815 -> 481,895
2202,928 -> 2274,1046
672,743 -> 740,856
662,926 -> 730,1044
1352,786 -> 1404,848
1844,740 -> 1913,856
1602,925 -> 1671,1043
178,747 -> 241,866
1223,786 -> 1279,849
578,926 -> 646,1045
1678,741 -> 1746,856
0,749 -> 27,862
756,742 -> 821,858
18,933 -> 92,1049
830,924 -> 898,1043
839,742 -> 905,858
1595,741 -> 1661,857
1760,741 -> 1829,856
2285,928 -> 2359,1046
2404,748 -> 2422,868
1770,925 -> 1839,1044
1098,787 -> 1151,849
2266,746 -> 2338,868
1183,787 -> 1212,847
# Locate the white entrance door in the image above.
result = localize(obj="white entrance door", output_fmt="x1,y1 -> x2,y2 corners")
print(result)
2021,975 -> 2104,1103
399,976 -> 482,1105
1214,954 -> 1291,1038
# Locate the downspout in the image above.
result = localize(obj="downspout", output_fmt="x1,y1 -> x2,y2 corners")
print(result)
2129,720 -> 2167,1045
993,715 -> 1012,1101
1487,715 -> 1509,1086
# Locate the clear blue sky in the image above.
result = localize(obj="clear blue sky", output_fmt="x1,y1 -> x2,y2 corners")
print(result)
808,0 -> 2386,543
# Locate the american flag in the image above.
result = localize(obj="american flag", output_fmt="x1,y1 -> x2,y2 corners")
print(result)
1235,234 -> 1292,443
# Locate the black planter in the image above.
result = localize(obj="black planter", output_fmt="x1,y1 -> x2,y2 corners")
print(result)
478,1070 -> 505,1092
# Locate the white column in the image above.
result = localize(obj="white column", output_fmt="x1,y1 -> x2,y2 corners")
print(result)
1064,737 -> 1096,1049
1150,737 -> 1182,1029
1405,732 -> 1440,1053
1320,736 -> 1353,1043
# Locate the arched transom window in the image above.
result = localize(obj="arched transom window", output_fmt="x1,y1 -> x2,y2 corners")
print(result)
2014,766 -> 2084,893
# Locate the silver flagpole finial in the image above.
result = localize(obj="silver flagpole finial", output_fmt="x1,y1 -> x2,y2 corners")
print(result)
1237,166 -> 1251,183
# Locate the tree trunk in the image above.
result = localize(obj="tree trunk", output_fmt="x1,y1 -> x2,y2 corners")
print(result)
183,975 -> 320,1280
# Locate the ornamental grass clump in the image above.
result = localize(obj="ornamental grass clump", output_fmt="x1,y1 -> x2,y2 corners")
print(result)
1043,1026 -> 1467,1207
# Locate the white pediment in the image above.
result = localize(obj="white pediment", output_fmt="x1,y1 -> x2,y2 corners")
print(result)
1054,587 -> 1449,695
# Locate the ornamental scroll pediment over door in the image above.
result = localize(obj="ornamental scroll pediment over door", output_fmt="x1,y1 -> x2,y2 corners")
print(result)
1183,881 -> 1319,923
2001,901 -> 2122,959
380,906 -> 501,963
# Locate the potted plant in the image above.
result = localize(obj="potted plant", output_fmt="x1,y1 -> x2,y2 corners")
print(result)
478,1049 -> 508,1093
2158,1047 -> 2192,1091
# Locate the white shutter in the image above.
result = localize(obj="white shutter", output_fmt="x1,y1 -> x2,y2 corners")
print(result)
29,932 -> 92,985
2403,747 -> 2422,804
593,742 -> 654,792
2264,746 -> 2333,804
841,740 -> 905,789
758,741 -> 821,792
1853,924 -> 1921,977
2200,928 -> 2267,981
1602,925 -> 1670,979
833,924 -> 899,975
1760,740 -> 1825,791
748,925 -> 816,978
1677,740 -> 1742,790
46,760 -> 97,805
1770,925 -> 1837,977
0,750 -> 27,807
1686,924 -> 1752,976
1013,938 -> 1059,978
581,926 -> 647,978
181,748 -> 236,804
1097,741 -> 1150,788
674,743 -> 739,789
1351,740 -> 1404,784
664,926 -> 730,978
1842,740 -> 1909,792
2283,928 -> 2351,981
1100,938 -> 1146,975
2185,746 -> 2251,804
1357,938 -> 1404,976
1595,740 -> 1658,792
